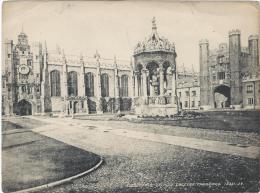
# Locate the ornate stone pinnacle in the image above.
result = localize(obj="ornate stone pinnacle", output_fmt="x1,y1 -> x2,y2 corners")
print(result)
152,17 -> 156,30
94,50 -> 100,62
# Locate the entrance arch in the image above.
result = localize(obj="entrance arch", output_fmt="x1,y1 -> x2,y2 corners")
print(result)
214,85 -> 231,108
17,100 -> 32,116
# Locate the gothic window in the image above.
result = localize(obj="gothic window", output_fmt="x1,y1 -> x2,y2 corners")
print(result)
120,75 -> 128,97
68,71 -> 78,96
101,73 -> 109,97
246,85 -> 253,93
85,72 -> 94,97
50,70 -> 61,97
218,72 -> 225,80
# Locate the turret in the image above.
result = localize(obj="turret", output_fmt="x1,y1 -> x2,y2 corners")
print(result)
199,39 -> 210,108
248,34 -> 259,67
4,40 -> 14,115
229,29 -> 241,71
229,29 -> 242,106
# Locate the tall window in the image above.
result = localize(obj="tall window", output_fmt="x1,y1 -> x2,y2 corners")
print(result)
120,75 -> 128,97
192,91 -> 196,96
68,71 -> 78,96
101,73 -> 109,97
247,98 -> 254,105
85,72 -> 95,97
50,70 -> 61,96
218,72 -> 225,80
246,85 -> 253,93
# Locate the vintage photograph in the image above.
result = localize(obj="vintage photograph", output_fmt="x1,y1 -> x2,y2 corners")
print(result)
1,1 -> 260,193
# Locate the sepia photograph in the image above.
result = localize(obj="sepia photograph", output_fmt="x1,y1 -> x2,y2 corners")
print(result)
1,1 -> 260,193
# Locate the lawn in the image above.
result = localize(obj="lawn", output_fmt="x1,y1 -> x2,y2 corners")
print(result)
2,120 -> 101,192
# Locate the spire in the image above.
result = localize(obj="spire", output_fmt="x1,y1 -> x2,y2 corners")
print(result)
114,54 -> 117,68
62,49 -> 66,62
182,63 -> 186,76
94,50 -> 100,62
56,44 -> 61,54
80,52 -> 84,62
191,64 -> 195,75
151,17 -> 159,40
152,16 -> 157,32
44,40 -> 48,53
130,57 -> 134,70
94,50 -> 101,67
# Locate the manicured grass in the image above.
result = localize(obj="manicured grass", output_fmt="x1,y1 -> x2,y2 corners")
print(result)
132,110 -> 260,133
2,120 -> 101,193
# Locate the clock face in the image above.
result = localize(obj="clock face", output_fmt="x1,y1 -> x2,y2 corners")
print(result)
18,65 -> 30,75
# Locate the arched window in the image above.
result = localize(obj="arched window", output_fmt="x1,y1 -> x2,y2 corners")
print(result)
67,71 -> 78,96
50,70 -> 61,96
120,75 -> 128,97
85,72 -> 94,97
101,73 -> 109,97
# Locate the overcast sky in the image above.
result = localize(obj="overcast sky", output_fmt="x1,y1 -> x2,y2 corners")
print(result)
3,1 -> 260,71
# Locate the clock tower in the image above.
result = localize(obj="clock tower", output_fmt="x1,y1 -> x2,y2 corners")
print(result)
9,31 -> 44,115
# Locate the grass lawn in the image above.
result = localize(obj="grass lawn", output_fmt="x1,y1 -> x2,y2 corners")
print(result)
131,110 -> 260,133
2,119 -> 101,193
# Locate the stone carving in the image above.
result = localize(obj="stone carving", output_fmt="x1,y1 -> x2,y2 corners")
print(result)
134,18 -> 175,55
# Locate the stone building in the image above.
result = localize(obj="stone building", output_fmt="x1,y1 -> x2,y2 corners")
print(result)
3,21 -> 259,116
2,31 -> 133,116
177,70 -> 200,110
199,30 -> 260,110
2,18 -> 182,116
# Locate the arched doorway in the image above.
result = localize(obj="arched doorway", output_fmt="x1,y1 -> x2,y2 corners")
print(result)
17,100 -> 32,116
214,85 -> 231,108
73,101 -> 79,114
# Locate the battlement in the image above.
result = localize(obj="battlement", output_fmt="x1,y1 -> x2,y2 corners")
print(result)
199,39 -> 209,45
248,34 -> 259,41
229,29 -> 241,36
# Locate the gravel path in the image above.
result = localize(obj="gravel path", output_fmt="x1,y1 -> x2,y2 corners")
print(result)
25,117 -> 259,193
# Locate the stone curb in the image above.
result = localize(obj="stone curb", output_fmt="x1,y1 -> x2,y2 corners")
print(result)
11,156 -> 104,193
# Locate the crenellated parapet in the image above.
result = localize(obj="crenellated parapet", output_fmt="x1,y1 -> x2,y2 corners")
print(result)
229,29 -> 241,36
199,39 -> 209,45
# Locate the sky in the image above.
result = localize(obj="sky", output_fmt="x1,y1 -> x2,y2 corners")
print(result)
3,1 -> 260,71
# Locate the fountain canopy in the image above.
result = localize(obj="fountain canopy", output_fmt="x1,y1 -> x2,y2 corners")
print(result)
134,17 -> 176,55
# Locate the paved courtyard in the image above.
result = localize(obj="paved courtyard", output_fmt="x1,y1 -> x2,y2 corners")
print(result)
3,116 -> 260,193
